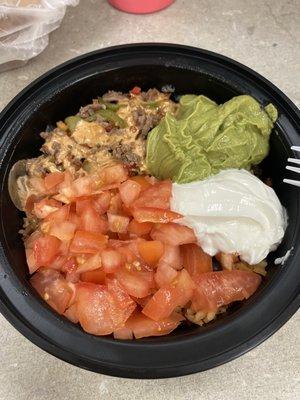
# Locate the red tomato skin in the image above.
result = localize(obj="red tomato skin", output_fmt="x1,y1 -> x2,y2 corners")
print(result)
30,268 -> 74,314
151,223 -> 196,246
33,234 -> 61,267
44,172 -> 65,190
133,180 -> 172,210
191,270 -> 262,313
181,243 -> 213,277
70,230 -> 108,254
132,208 -> 182,223
107,213 -> 130,233
130,86 -> 141,95
119,179 -> 141,208
142,269 -> 194,321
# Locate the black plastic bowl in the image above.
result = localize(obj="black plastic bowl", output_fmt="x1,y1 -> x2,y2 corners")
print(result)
0,44 -> 299,379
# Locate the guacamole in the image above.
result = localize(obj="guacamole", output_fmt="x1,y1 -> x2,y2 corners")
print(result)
146,95 -> 277,183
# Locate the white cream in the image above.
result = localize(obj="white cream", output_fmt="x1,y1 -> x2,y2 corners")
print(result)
171,169 -> 287,265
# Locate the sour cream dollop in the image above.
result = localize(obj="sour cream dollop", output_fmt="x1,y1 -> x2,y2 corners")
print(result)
171,169 -> 287,265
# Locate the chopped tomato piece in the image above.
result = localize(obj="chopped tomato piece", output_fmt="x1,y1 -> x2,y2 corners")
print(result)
142,269 -> 195,321
132,207 -> 181,223
71,176 -> 95,197
137,240 -> 164,266
45,204 -> 70,223
107,213 -> 129,233
155,263 -> 178,288
49,221 -> 76,241
76,280 -> 135,335
30,268 -> 74,314
75,197 -> 94,215
33,234 -> 61,267
191,270 -> 262,313
93,192 -> 111,214
128,219 -> 153,236
108,193 -> 123,214
115,267 -> 152,298
158,244 -> 182,270
130,86 -> 141,95
101,249 -> 124,273
61,257 -> 77,273
151,223 -> 196,246
70,230 -> 108,254
113,326 -> 133,340
181,244 -> 212,277
80,268 -> 106,284
33,198 -> 62,219
76,252 -> 102,273
133,180 -> 172,210
129,175 -> 152,191
101,164 -> 128,185
119,179 -> 141,207
64,303 -> 79,323
80,207 -> 108,234
124,311 -> 184,339
26,248 -> 38,274
44,172 -> 65,190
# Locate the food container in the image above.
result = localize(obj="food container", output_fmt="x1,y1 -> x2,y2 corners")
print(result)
108,0 -> 174,14
0,44 -> 299,379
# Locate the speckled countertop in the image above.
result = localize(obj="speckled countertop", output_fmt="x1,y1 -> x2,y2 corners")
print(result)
0,1 -> 299,399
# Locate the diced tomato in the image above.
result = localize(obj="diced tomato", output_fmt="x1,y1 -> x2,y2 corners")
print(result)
76,252 -> 102,273
30,268 -> 74,314
70,230 -> 108,254
65,271 -> 80,283
45,204 -> 70,223
93,192 -> 111,214
155,263 -> 178,288
124,311 -> 184,339
133,180 -> 172,210
75,197 -> 94,215
80,207 -> 108,234
119,180 -> 141,208
25,194 -> 39,214
191,270 -> 262,313
33,198 -> 62,219
64,303 -> 79,323
129,175 -> 152,191
61,257 -> 77,273
132,208 -> 182,223
181,244 -> 212,277
26,248 -> 38,274
33,234 -> 61,267
101,164 -> 128,185
80,268 -> 106,284
151,223 -> 196,246
68,212 -> 81,228
137,240 -> 164,266
49,221 -> 76,241
113,326 -> 133,340
115,267 -> 152,298
128,219 -> 153,236
108,193 -> 123,214
101,249 -> 124,273
76,280 -> 135,335
71,176 -> 95,197
44,172 -> 65,190
158,244 -> 182,270
142,269 -> 195,321
130,86 -> 141,95
107,213 -> 129,233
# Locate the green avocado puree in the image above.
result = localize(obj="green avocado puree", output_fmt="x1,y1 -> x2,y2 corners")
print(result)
146,95 -> 277,183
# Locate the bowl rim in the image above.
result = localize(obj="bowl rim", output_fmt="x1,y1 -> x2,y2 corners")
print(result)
0,43 -> 299,379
